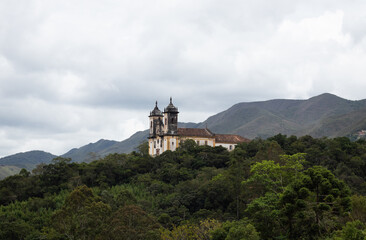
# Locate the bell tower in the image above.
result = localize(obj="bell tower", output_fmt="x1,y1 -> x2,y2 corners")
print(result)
149,101 -> 163,137
163,97 -> 179,135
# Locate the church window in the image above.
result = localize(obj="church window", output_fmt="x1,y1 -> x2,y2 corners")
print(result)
171,117 -> 176,124
229,145 -> 232,150
196,140 -> 199,145
205,140 -> 208,145
165,118 -> 167,125
172,142 -> 174,145
154,141 -> 156,148
150,121 -> 152,128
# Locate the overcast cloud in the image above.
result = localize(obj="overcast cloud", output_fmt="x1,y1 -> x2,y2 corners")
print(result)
1,0 -> 366,157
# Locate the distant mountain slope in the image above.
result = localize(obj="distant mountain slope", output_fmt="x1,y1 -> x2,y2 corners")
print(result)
62,139 -> 119,163
61,122 -> 199,162
61,130 -> 149,162
2,93 -> 366,178
0,166 -> 22,179
0,150 -> 57,179
197,93 -> 366,139
59,94 -> 366,162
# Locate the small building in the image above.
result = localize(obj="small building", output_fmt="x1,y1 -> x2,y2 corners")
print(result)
148,98 -> 249,156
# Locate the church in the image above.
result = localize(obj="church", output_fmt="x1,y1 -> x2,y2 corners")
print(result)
148,98 -> 249,156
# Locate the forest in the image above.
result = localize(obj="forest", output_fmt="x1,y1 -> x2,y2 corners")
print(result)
1,134 -> 366,239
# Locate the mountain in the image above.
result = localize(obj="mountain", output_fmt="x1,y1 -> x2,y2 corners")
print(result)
61,122 -> 199,162
197,93 -> 366,139
2,93 -> 366,179
61,130 -> 149,162
0,166 -> 22,179
64,93 -> 366,163
0,150 -> 57,169
0,150 -> 57,179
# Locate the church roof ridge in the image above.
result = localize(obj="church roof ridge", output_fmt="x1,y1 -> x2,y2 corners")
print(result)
214,134 -> 250,144
178,128 -> 214,138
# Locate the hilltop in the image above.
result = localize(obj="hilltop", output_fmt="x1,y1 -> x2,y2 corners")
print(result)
198,93 -> 366,139
1,93 -> 366,179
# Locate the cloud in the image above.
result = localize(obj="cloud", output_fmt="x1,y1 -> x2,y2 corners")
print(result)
0,0 -> 366,156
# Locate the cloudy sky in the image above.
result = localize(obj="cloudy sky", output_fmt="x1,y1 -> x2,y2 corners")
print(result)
1,0 -> 366,157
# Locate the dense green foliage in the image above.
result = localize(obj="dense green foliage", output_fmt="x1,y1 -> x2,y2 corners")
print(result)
1,135 -> 366,239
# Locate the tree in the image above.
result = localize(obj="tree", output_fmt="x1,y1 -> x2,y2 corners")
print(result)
137,141 -> 150,157
245,193 -> 282,239
52,185 -> 112,239
329,221 -> 366,240
280,166 -> 351,239
350,195 -> 366,224
106,204 -> 160,240
160,219 -> 221,240
243,153 -> 306,196
211,220 -> 259,240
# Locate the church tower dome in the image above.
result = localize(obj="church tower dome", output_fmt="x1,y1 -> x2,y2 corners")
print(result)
149,101 -> 163,138
150,101 -> 163,117
164,97 -> 178,113
163,97 -> 179,135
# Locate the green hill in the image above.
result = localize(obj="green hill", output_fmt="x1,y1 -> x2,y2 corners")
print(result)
0,150 -> 57,170
0,165 -> 22,179
0,150 -> 57,179
2,93 -> 366,179
198,93 -> 366,139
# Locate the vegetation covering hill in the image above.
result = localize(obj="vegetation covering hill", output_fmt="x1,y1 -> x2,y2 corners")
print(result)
0,150 -> 56,171
198,93 -> 366,139
2,93 -> 366,177
68,93 -> 366,163
61,122 -> 198,162
1,136 -> 366,239
0,166 -> 22,179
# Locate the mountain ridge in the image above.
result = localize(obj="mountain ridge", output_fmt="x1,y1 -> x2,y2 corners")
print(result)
197,93 -> 366,139
1,93 -> 366,179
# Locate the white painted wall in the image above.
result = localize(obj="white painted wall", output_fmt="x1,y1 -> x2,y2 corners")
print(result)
216,143 -> 235,151
170,138 -> 177,151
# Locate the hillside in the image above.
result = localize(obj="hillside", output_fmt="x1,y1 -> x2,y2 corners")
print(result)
0,150 -> 57,170
197,93 -> 366,139
61,122 -> 198,162
0,165 -> 22,179
61,130 -> 149,162
1,135 -> 366,239
2,93 -> 366,178
0,150 -> 57,178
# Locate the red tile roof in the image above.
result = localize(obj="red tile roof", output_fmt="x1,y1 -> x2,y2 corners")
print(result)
178,128 -> 214,138
177,128 -> 250,144
215,134 -> 250,144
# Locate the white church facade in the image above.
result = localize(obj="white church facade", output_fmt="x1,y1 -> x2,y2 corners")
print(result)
148,98 -> 249,156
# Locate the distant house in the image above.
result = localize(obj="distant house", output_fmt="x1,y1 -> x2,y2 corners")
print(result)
148,98 -> 249,156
